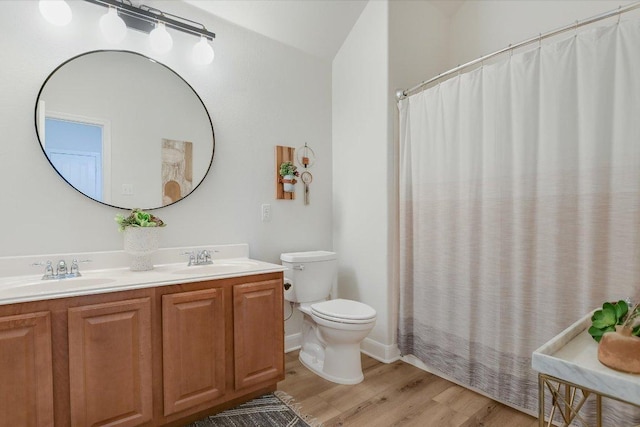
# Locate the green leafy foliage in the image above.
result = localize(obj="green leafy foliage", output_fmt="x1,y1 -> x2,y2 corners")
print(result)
279,161 -> 299,177
589,300 -> 639,342
115,208 -> 166,232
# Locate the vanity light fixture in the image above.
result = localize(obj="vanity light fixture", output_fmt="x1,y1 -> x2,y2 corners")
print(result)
99,6 -> 126,43
39,0 -> 73,26
149,22 -> 173,54
192,36 -> 215,65
84,0 -> 216,63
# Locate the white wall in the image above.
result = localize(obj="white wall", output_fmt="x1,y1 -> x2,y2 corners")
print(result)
332,0 -> 450,358
332,0 -> 392,351
0,0 -> 332,274
389,1 -> 450,93
449,1 -> 637,69
388,0 -> 451,355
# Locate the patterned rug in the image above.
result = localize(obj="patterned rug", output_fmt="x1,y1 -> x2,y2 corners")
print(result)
187,391 -> 322,427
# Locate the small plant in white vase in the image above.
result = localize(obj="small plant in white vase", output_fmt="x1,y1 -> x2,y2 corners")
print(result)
279,161 -> 299,193
115,209 -> 166,271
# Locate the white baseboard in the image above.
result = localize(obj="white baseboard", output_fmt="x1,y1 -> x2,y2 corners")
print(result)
360,338 -> 401,363
285,333 -> 400,364
285,332 -> 302,353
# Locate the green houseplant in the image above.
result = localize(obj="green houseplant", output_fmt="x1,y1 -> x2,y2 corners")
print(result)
592,300 -> 640,373
115,208 -> 166,232
588,300 -> 640,342
279,161 -> 299,192
115,209 -> 166,271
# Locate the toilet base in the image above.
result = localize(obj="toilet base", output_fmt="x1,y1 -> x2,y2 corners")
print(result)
299,348 -> 364,385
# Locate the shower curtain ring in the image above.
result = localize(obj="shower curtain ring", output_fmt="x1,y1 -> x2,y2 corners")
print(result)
509,44 -> 512,57
574,20 -> 579,37
618,5 -> 622,24
538,33 -> 542,49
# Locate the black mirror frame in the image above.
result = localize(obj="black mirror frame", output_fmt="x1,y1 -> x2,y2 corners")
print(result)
34,49 -> 215,211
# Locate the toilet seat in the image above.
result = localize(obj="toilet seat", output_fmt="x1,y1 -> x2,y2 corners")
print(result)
311,299 -> 376,324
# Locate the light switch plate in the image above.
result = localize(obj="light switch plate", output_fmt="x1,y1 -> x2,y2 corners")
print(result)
261,204 -> 271,222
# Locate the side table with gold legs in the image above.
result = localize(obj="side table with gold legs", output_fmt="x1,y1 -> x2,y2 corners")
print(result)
538,373 -> 602,427
533,312 -> 640,427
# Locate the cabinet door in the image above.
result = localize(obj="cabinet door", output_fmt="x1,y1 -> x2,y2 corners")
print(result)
0,311 -> 54,427
233,279 -> 284,389
68,297 -> 152,427
162,288 -> 226,416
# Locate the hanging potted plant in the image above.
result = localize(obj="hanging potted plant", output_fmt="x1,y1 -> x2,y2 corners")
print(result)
115,209 -> 166,271
279,161 -> 299,193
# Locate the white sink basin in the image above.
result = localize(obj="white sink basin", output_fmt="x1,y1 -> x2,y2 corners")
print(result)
0,277 -> 118,298
171,260 -> 261,276
7,277 -> 116,289
59,277 -> 117,287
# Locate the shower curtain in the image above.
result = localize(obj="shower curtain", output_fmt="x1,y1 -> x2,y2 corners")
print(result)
398,18 -> 640,424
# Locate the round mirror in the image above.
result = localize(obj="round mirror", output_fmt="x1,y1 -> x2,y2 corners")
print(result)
35,50 -> 215,210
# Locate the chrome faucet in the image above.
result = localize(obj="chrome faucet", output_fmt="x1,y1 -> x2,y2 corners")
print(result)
182,251 -> 197,266
56,260 -> 68,277
182,249 -> 216,266
69,259 -> 81,277
198,249 -> 212,265
35,258 -> 89,280
43,261 -> 55,279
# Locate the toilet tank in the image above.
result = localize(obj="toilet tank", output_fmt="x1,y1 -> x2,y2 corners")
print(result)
280,251 -> 337,303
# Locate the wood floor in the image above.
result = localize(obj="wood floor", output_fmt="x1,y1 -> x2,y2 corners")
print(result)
277,351 -> 538,427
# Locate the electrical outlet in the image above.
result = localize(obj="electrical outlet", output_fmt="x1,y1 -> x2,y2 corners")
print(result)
261,204 -> 272,222
122,184 -> 134,195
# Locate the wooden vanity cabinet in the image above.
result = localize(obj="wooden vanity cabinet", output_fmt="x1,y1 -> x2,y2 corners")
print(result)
156,274 -> 285,425
0,311 -> 54,427
0,271 -> 284,427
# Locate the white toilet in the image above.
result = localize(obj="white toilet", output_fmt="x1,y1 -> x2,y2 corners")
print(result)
281,250 -> 376,385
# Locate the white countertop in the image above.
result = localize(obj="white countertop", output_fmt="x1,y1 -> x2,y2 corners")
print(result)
0,244 -> 286,306
532,311 -> 640,405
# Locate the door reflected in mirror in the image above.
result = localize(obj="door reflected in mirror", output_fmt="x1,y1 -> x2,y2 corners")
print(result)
35,50 -> 215,210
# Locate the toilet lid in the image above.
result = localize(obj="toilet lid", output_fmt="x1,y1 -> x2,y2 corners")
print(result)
311,299 -> 376,323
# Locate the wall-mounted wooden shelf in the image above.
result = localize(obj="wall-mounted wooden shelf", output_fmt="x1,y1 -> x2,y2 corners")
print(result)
275,145 -> 295,200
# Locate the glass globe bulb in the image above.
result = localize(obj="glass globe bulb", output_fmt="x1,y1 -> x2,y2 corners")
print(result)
192,37 -> 215,65
149,22 -> 173,55
39,0 -> 72,26
99,7 -> 126,44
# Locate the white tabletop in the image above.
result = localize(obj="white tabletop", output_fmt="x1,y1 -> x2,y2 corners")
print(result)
532,311 -> 640,406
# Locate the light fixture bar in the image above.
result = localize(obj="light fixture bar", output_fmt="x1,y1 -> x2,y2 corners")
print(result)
83,0 -> 216,40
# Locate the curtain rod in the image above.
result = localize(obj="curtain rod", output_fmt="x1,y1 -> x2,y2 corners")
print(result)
398,1 -> 640,100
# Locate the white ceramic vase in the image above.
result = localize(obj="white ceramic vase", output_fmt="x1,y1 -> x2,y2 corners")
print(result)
123,227 -> 160,271
283,174 -> 296,192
